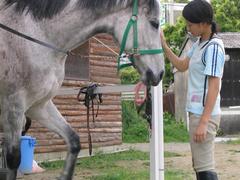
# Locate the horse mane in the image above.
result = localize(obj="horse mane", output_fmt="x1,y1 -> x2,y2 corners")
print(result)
4,0 -> 70,20
77,0 -> 157,12
4,0 -> 155,20
77,0 -> 131,10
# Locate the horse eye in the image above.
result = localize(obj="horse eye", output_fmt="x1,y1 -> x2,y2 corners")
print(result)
150,20 -> 159,29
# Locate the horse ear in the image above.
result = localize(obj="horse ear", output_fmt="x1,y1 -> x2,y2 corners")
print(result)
149,0 -> 156,10
139,0 -> 152,13
139,0 -> 151,6
139,0 -> 156,12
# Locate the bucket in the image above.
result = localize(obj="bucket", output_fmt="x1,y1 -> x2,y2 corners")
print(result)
18,136 -> 36,174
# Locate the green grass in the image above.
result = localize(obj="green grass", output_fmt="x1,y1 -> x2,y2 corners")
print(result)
226,139 -> 240,145
163,113 -> 189,143
122,101 -> 189,143
165,151 -> 182,157
122,101 -> 150,143
40,150 -> 190,180
165,169 -> 192,180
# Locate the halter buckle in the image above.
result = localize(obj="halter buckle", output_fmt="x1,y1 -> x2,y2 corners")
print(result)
131,15 -> 138,21
129,49 -> 140,59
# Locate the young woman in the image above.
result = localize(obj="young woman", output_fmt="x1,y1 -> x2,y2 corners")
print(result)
160,0 -> 225,179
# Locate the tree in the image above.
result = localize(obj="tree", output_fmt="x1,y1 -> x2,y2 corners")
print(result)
163,17 -> 186,54
162,17 -> 187,88
211,0 -> 240,32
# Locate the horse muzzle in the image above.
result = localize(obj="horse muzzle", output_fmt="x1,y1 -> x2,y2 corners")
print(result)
145,69 -> 164,86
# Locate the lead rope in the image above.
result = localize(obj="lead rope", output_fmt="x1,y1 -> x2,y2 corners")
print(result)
77,84 -> 102,155
135,83 -> 152,129
142,86 -> 152,129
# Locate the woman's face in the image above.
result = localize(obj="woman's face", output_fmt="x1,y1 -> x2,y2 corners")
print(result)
185,20 -> 202,37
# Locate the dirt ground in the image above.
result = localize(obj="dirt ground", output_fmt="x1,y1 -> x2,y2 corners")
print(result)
164,142 -> 240,180
20,142 -> 240,180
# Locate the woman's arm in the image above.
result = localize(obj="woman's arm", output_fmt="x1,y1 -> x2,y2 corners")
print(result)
160,31 -> 190,72
194,76 -> 220,143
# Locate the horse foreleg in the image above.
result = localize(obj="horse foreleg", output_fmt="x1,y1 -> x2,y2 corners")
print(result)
27,100 -> 80,180
1,95 -> 25,180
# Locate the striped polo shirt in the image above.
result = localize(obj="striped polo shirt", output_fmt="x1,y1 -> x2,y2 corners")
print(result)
186,36 -> 225,115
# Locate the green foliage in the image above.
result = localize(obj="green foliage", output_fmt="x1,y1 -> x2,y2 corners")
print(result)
163,17 -> 186,55
120,67 -> 140,84
122,101 -> 189,143
122,101 -> 150,143
163,60 -> 174,91
40,160 -> 63,170
162,17 -> 187,89
164,113 -> 189,142
211,0 -> 240,32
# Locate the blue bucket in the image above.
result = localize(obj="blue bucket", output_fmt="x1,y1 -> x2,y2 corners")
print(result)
18,136 -> 36,174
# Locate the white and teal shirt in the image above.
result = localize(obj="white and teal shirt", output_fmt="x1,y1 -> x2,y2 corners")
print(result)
186,36 -> 225,115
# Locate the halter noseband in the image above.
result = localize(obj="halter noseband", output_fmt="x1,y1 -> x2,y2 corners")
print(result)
117,0 -> 164,70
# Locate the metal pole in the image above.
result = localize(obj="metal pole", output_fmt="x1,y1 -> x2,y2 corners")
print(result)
150,81 -> 164,180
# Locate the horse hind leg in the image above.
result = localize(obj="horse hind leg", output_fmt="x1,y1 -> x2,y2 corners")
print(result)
26,100 -> 80,180
1,95 -> 26,180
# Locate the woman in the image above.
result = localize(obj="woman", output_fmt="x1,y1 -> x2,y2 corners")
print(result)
160,0 -> 225,179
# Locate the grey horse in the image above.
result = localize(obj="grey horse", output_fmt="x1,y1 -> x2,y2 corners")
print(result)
0,0 -> 165,179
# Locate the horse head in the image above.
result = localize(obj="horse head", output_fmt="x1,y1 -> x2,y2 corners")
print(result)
113,0 -> 165,86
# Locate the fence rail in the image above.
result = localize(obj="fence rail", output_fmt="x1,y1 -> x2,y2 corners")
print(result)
57,85 -> 145,101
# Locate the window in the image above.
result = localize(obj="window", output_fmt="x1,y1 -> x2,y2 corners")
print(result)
65,42 -> 90,80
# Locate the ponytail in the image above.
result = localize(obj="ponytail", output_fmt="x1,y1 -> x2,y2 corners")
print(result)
211,21 -> 217,34
209,21 -> 218,40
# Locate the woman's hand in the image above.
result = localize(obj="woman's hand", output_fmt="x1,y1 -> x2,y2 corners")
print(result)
160,30 -> 167,49
159,29 -> 190,71
194,120 -> 208,143
194,76 -> 220,143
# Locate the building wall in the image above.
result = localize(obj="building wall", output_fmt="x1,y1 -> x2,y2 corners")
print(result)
27,34 -> 122,154
221,48 -> 240,107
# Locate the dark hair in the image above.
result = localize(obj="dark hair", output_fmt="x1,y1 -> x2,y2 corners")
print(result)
183,0 -> 213,22
183,0 -> 218,34
211,21 -> 217,34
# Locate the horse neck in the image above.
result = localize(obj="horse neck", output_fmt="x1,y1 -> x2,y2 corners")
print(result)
39,1 -> 132,52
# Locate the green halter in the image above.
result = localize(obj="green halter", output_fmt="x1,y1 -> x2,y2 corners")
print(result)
117,0 -> 164,70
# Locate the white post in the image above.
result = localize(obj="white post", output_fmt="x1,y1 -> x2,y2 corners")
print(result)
150,81 -> 164,180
